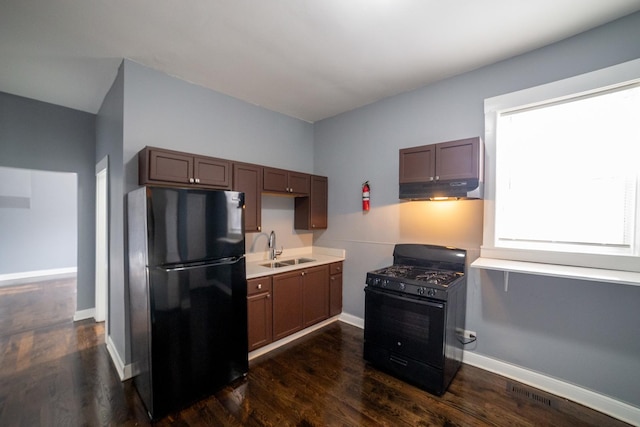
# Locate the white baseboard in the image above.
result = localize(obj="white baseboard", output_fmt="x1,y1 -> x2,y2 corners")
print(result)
339,312 -> 364,329
462,351 -> 639,426
340,314 -> 638,426
106,335 -> 134,381
73,308 -> 95,321
0,267 -> 77,287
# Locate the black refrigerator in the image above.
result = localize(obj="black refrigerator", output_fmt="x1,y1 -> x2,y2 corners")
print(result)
127,186 -> 248,420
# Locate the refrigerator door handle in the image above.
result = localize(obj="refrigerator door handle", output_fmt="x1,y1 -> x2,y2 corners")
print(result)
156,256 -> 244,272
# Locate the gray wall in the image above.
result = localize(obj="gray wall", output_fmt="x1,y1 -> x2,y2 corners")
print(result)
0,92 -> 96,310
96,62 -> 125,346
99,60 -> 316,364
122,60 -> 316,253
313,12 -> 640,407
0,167 -> 77,274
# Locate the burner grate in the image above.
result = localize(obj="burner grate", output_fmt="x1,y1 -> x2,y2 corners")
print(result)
372,265 -> 462,287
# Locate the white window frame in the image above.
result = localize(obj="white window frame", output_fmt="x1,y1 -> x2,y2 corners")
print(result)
480,58 -> 640,275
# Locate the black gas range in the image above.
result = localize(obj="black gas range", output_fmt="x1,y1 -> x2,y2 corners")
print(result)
364,244 -> 467,396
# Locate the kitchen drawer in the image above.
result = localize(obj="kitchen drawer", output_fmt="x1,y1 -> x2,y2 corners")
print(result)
247,276 -> 272,296
330,262 -> 343,275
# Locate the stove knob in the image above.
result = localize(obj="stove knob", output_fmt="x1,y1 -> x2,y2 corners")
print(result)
399,283 -> 405,291
427,288 -> 436,297
417,287 -> 425,295
373,278 -> 380,286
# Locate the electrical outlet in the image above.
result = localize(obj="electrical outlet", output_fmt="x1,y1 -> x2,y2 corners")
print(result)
462,329 -> 476,339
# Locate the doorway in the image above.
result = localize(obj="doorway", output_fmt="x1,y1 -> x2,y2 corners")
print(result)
0,167 -> 78,330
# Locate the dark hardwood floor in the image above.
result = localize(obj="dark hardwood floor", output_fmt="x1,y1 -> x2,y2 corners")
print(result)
0,280 -> 631,426
0,278 -> 76,337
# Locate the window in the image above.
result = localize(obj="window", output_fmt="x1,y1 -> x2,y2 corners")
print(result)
482,59 -> 640,273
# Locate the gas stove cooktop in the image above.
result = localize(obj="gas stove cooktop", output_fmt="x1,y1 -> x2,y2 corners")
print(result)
365,244 -> 467,301
365,265 -> 465,301
369,265 -> 463,286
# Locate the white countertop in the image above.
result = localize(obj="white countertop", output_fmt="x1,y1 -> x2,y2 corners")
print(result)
245,246 -> 345,279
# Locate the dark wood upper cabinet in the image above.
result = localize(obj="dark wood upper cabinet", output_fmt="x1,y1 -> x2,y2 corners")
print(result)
294,175 -> 327,230
399,144 -> 435,183
194,157 -> 231,188
399,137 -> 480,183
435,138 -> 480,181
139,147 -> 231,189
232,162 -> 262,233
288,171 -> 310,195
263,167 -> 310,195
147,149 -> 194,184
138,146 -> 329,230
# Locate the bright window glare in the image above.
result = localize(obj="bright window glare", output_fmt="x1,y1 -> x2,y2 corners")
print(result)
495,84 -> 640,254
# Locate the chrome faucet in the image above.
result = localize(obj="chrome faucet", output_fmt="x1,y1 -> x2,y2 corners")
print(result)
268,230 -> 283,260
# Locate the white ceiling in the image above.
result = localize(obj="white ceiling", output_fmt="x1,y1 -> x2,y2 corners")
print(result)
1,1 -> 640,122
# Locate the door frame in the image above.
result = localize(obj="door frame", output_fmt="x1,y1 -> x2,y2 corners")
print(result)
95,156 -> 109,327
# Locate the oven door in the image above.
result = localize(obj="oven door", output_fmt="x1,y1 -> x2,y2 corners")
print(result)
364,287 -> 445,369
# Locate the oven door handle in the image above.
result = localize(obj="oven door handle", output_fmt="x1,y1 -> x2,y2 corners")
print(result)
365,287 -> 444,309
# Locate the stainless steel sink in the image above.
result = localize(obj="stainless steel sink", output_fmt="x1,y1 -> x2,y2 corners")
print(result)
259,261 -> 290,268
259,258 -> 315,268
278,257 -> 315,266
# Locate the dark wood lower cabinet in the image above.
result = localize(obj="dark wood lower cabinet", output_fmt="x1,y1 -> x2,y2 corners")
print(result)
329,262 -> 343,317
247,277 -> 272,351
272,271 -> 304,341
263,263 -> 335,347
302,265 -> 329,328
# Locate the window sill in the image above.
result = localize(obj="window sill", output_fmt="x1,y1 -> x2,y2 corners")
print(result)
470,257 -> 640,288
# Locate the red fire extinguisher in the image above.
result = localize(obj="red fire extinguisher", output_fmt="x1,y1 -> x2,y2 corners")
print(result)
362,181 -> 370,212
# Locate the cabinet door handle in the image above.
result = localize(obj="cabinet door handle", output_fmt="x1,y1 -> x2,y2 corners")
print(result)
435,176 -> 439,181
257,284 -> 262,290
189,178 -> 195,183
429,177 -> 434,182
301,271 -> 306,276
266,293 -> 270,299
195,178 -> 200,183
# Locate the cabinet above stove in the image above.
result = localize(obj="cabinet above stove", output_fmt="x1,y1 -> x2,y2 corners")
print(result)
399,137 -> 483,200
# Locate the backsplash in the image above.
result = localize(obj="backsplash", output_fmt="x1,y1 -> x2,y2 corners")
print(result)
245,195 -> 314,255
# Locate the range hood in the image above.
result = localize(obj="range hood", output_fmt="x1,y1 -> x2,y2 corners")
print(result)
399,179 -> 483,200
